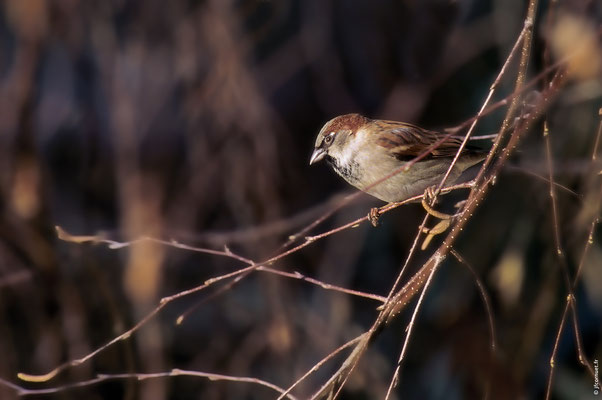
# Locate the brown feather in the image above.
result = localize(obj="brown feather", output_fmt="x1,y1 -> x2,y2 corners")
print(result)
372,120 -> 479,160
323,114 -> 369,136
311,113 -> 487,202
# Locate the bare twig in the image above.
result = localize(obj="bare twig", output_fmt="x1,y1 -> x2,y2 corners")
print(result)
19,181 -> 467,384
593,108 -> 602,160
381,5 -> 539,396
10,370 -> 296,399
542,5 -> 599,397
308,5 -> 555,394
277,334 -> 366,400
545,191 -> 601,398
451,249 -> 497,400
256,266 -> 386,303
384,256 -> 440,400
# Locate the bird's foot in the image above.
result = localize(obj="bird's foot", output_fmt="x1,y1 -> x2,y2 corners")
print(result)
421,185 -> 453,220
368,207 -> 381,227
424,185 -> 439,205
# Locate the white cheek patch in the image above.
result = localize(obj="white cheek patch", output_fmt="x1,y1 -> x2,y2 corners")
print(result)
337,129 -> 365,167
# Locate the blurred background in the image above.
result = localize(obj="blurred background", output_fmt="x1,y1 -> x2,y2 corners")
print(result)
0,0 -> 600,399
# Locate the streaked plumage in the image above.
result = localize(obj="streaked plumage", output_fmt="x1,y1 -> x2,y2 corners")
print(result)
310,113 -> 485,202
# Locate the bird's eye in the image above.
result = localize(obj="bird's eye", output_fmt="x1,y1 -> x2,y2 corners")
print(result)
323,132 -> 335,145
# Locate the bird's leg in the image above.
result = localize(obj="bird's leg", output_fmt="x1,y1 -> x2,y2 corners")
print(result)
424,185 -> 438,205
368,207 -> 381,227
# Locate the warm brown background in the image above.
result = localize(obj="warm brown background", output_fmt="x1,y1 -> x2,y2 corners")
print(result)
0,0 -> 600,399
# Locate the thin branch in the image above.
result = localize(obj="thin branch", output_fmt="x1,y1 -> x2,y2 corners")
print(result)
175,193 -> 351,246
384,255 -> 440,400
277,334 -> 365,400
309,334 -> 372,400
256,266 -> 386,303
592,107 -> 602,161
444,55 -> 570,136
56,226 -> 255,265
545,193 -> 601,399
309,7 -> 553,396
505,165 -> 581,198
18,303 -> 168,383
26,183 -> 467,384
432,17 -> 531,198
568,297 -> 595,376
382,6 -> 538,396
451,249 -> 497,400
542,5 -> 599,397
10,370 -> 296,399
543,120 -> 569,267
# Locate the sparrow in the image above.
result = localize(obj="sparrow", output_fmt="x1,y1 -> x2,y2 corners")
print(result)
309,114 -> 486,203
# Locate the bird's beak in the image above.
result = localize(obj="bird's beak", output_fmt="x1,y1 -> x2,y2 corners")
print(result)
309,148 -> 326,165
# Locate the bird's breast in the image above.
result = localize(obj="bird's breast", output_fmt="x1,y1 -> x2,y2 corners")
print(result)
328,156 -> 361,186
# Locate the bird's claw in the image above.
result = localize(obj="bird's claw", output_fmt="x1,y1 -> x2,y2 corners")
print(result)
368,207 -> 381,227
424,185 -> 439,205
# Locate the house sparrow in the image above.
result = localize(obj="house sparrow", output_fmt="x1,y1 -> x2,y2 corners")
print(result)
310,114 -> 486,203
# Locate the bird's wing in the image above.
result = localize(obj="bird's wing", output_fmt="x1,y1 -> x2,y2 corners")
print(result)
373,120 -> 474,161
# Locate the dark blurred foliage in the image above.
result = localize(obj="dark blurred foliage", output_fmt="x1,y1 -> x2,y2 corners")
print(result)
0,0 -> 600,399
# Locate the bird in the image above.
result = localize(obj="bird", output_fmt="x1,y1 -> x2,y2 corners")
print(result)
309,113 -> 486,204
